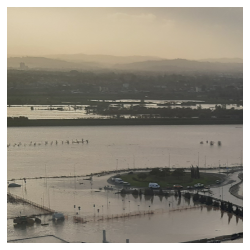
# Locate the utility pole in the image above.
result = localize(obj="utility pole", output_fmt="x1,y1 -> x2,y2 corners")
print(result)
169,153 -> 170,169
205,155 -> 206,172
74,166 -> 76,190
48,188 -> 50,209
241,150 -> 243,166
198,152 -> 199,167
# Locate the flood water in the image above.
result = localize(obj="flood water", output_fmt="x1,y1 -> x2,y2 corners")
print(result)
7,174 -> 243,243
7,124 -> 243,242
8,125 -> 242,180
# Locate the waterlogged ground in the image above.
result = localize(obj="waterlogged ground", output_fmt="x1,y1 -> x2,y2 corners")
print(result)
7,173 -> 243,243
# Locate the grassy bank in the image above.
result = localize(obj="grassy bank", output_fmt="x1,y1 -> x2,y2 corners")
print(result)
120,172 -> 223,188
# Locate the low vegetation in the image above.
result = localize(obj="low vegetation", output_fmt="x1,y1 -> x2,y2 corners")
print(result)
121,168 -> 221,188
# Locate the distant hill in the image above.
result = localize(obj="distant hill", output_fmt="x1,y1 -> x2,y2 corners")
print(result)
199,58 -> 243,64
114,58 -> 243,73
7,56 -> 243,73
7,56 -> 101,70
45,53 -> 163,65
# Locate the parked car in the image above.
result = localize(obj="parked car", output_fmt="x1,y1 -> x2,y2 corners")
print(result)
123,182 -> 130,186
194,183 -> 204,188
149,183 -> 160,189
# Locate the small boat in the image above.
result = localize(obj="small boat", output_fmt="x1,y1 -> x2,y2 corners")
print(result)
210,141 -> 214,145
8,183 -> 21,187
218,141 -> 221,146
200,141 -> 203,144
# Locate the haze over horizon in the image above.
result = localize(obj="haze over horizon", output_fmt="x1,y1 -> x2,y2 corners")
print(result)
7,7 -> 243,60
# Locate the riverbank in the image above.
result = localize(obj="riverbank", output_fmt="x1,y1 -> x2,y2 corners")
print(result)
7,117 -> 243,127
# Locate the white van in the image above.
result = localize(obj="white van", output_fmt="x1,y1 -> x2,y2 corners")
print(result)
149,183 -> 160,189
114,178 -> 123,184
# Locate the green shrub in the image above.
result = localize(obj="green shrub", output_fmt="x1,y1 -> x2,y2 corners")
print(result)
213,201 -> 220,207
149,168 -> 161,176
172,168 -> 185,176
120,189 -> 127,194
184,192 -> 191,199
193,193 -> 199,201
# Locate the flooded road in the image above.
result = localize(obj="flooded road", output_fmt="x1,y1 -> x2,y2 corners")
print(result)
209,171 -> 243,207
238,183 -> 243,197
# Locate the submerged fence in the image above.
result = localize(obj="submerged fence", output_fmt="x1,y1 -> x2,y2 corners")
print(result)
70,205 -> 204,224
7,192 -> 55,213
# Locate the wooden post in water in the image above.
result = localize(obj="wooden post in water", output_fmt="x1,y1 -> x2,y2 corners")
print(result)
103,230 -> 106,243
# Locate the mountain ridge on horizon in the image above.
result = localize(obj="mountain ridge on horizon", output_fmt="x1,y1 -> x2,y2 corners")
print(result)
7,55 -> 243,73
7,53 -> 243,64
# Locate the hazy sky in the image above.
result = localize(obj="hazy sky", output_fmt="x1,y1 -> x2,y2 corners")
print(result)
7,7 -> 243,59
